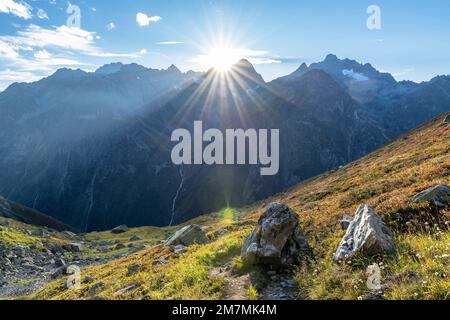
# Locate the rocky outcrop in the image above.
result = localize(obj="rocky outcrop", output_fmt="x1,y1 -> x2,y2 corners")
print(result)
411,184 -> 450,207
241,203 -> 310,268
165,225 -> 209,247
334,205 -> 394,262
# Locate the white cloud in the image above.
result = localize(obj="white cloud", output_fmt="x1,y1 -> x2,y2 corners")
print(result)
36,8 -> 48,20
191,48 -> 281,69
0,69 -> 40,81
34,49 -> 51,59
136,12 -> 161,27
106,22 -> 115,31
157,41 -> 183,45
248,58 -> 281,65
0,0 -> 32,19
0,23 -> 149,88
0,24 -> 143,58
0,39 -> 20,59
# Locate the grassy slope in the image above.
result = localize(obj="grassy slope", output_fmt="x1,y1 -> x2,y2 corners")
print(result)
31,113 -> 449,300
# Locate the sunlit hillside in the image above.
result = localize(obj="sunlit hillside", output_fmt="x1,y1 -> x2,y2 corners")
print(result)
2,113 -> 448,300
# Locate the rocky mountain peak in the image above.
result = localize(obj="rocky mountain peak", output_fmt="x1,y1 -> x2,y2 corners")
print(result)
166,64 -> 182,74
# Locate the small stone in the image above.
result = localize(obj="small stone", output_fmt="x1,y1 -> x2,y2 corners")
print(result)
64,243 -> 83,253
171,244 -> 187,254
127,264 -> 143,276
114,284 -> 138,295
83,276 -> 94,284
86,282 -> 105,296
130,235 -> 142,242
115,243 -> 126,250
152,256 -> 169,266
55,257 -> 66,267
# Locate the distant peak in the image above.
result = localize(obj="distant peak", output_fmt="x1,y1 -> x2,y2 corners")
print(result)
235,59 -> 254,68
166,64 -> 181,73
324,54 -> 339,62
52,68 -> 87,79
295,62 -> 308,73
95,62 -> 124,75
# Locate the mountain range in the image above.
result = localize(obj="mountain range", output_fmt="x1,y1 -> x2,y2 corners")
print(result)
0,54 -> 449,231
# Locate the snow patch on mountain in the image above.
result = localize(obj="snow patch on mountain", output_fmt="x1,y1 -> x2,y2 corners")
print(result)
342,69 -> 369,81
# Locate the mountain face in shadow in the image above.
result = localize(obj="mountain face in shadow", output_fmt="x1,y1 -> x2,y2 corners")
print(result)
0,56 -> 449,231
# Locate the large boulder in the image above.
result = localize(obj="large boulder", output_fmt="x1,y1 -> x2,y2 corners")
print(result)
111,225 -> 129,234
241,203 -> 310,268
165,225 -> 209,247
334,204 -> 394,262
411,184 -> 450,207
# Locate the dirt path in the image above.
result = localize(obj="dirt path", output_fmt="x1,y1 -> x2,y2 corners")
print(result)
209,266 -> 297,300
259,272 -> 297,300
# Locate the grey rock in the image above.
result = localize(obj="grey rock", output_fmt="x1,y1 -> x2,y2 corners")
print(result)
30,229 -> 49,237
152,256 -> 169,266
130,235 -> 142,242
0,219 -> 10,227
171,244 -> 187,254
241,203 -> 310,268
51,266 -> 68,279
64,243 -> 83,252
165,225 -> 209,247
55,257 -> 66,267
115,243 -> 126,250
114,284 -> 138,295
341,215 -> 353,230
333,204 -> 394,262
61,231 -> 78,239
411,184 -> 450,207
83,276 -> 94,284
111,225 -> 129,234
127,264 -> 143,276
86,282 -> 105,296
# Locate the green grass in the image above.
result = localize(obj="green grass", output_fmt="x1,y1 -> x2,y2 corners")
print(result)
0,226 -> 38,246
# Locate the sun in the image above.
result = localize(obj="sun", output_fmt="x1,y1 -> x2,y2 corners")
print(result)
196,45 -> 244,73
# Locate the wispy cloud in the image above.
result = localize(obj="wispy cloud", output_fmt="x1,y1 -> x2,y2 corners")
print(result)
136,12 -> 162,27
0,24 -> 147,86
0,24 -> 144,58
191,47 -> 281,69
0,0 -> 32,20
157,41 -> 183,45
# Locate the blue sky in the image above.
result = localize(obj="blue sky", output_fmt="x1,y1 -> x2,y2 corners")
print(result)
1,0 -> 450,90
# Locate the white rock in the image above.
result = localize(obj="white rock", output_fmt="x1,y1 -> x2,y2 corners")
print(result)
334,204 -> 394,262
